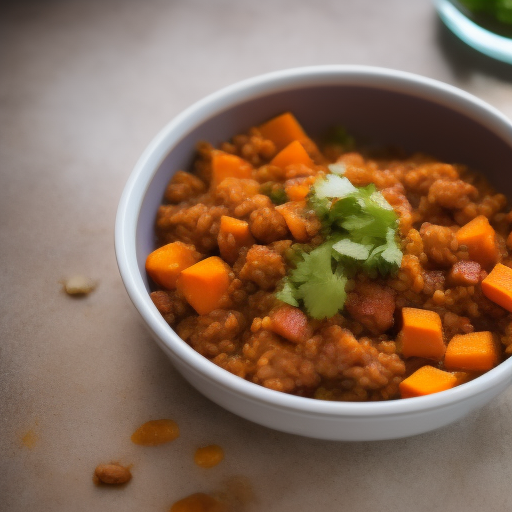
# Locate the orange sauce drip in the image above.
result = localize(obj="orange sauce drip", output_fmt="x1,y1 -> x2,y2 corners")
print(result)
170,492 -> 227,512
170,476 -> 253,512
131,419 -> 180,446
194,445 -> 224,468
20,429 -> 38,449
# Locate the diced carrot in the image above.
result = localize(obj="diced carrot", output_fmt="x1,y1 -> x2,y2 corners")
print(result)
444,331 -> 499,371
276,201 -> 309,242
210,151 -> 253,189
399,307 -> 446,360
176,256 -> 231,315
269,305 -> 313,343
481,262 -> 512,312
270,140 -> 314,170
399,365 -> 457,398
456,215 -> 500,269
218,215 -> 255,264
284,176 -> 316,201
145,242 -> 201,290
258,112 -> 311,152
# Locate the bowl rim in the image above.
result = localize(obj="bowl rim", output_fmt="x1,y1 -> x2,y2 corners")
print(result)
115,64 -> 512,418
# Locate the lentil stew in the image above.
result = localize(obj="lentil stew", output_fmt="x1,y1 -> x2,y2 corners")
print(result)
146,112 -> 512,401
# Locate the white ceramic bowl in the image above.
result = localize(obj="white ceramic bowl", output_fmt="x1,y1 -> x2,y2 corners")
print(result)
115,65 -> 512,441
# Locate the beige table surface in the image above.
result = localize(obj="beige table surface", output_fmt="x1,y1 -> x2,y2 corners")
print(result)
2,1 -> 512,511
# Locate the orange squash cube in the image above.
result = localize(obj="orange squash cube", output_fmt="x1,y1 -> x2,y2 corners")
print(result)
456,215 -> 500,269
400,307 -> 446,360
444,331 -> 499,371
270,140 -> 314,170
176,256 -> 231,315
218,215 -> 255,264
145,242 -> 200,290
284,176 -> 316,201
210,151 -> 253,189
285,183 -> 310,201
258,112 -> 310,152
399,365 -> 457,399
276,201 -> 310,242
481,262 -> 512,312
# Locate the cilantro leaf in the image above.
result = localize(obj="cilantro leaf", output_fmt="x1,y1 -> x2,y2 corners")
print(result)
339,214 -> 374,231
298,272 -> 347,320
308,191 -> 331,223
289,242 -> 333,283
362,244 -> 386,278
277,242 -> 348,319
380,227 -> 403,272
332,238 -> 372,260
275,279 -> 299,307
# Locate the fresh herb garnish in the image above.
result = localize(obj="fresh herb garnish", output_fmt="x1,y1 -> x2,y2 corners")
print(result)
277,241 -> 347,319
276,174 -> 402,319
459,0 -> 512,25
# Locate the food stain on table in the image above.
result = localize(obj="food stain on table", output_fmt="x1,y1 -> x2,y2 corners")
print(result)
194,444 -> 225,468
170,476 -> 255,512
20,428 -> 39,449
90,418 -> 252,507
170,492 -> 227,512
131,419 -> 180,446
